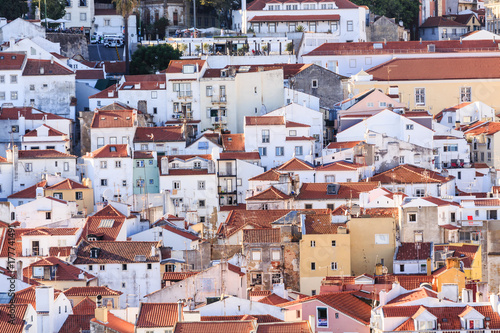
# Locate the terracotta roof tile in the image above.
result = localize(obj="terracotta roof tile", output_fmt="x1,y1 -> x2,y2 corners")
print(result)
0,303 -> 29,333
91,109 -> 135,128
243,228 -> 281,243
249,169 -> 282,181
49,246 -> 72,257
134,151 -> 154,159
23,59 -> 74,76
24,256 -> 95,281
222,134 -> 245,152
0,52 -> 25,70
245,116 -> 285,126
46,179 -> 88,190
285,121 -> 310,128
73,240 -> 159,265
12,286 -> 59,309
249,290 -> 272,297
79,205 -> 126,242
173,321 -> 255,333
85,144 -> 130,158
161,222 -> 200,241
59,314 -> 94,332
0,106 -> 69,120
23,124 -> 66,137
422,196 -> 460,207
227,263 -> 245,276
464,122 -> 500,136
256,321 -> 311,333
285,136 -> 315,141
296,182 -> 379,200
258,293 -> 290,306
217,210 -> 292,237
387,288 -> 438,305
201,315 -> 282,323
7,180 -> 47,199
21,227 -> 79,236
420,16 -> 467,27
75,69 -> 104,80
326,141 -> 362,150
90,312 -> 135,333
163,271 -> 200,281
89,84 -> 119,99
316,161 -> 364,171
63,285 -> 122,297
246,186 -> 291,201
134,126 -> 184,142
164,59 -> 206,74
119,81 -> 166,91
277,158 -> 315,171
395,242 -> 433,261
304,215 -> 345,234
73,297 -> 96,315
219,152 -> 260,160
17,149 -> 76,159
374,275 -> 433,290
434,244 -> 479,268
369,164 -> 452,184
137,303 -> 180,328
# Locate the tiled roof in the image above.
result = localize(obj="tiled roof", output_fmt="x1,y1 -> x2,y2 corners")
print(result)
23,124 -> 66,137
164,59 -> 206,73
7,180 -> 47,199
75,69 -> 104,80
249,14 -> 340,22
0,52 -> 25,70
119,81 -> 166,91
374,275 -> 433,290
165,154 -> 212,161
22,59 -> 74,76
59,314 -> 94,332
246,186 -> 291,201
304,215 -> 345,234
316,161 -> 364,171
123,74 -> 165,82
163,271 -> 200,281
173,321 -> 255,333
434,244 -> 479,268
219,152 -> 260,160
90,312 -> 135,333
245,116 -> 285,126
204,64 -> 313,80
285,136 -> 315,141
201,315 -> 282,323
421,196 -> 460,207
461,198 -> 500,206
167,169 -> 211,176
134,126 -> 184,142
0,228 -> 32,257
247,0 -> 358,10
296,182 -> 379,200
369,164 -> 452,184
161,222 -> 200,241
258,293 -> 290,306
63,285 -> 122,297
256,322 -> 311,333
387,288 -> 438,305
89,84 -> 118,99
249,169 -> 282,181
46,179 -> 88,190
280,291 -> 371,325
420,16 -> 467,27
277,158 -> 315,171
79,204 -> 126,242
222,134 -> 245,151
325,141 -> 362,150
464,122 -> 500,136
12,286 -> 59,309
367,57 -> 500,81
21,227 -> 79,236
17,149 -> 76,159
249,290 -> 272,297
86,144 -> 130,158
49,246 -> 72,256
243,228 -> 281,243
134,151 -> 154,159
227,263 -> 245,276
73,240 -> 160,264
91,109 -> 134,128
218,210 -> 293,237
136,303 -> 180,328
285,121 -> 310,128
0,106 -> 69,120
72,297 -> 96,315
0,303 -> 28,333
24,256 -> 95,281
395,242 -> 432,261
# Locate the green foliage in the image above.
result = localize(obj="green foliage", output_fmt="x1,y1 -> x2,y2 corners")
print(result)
0,0 -> 28,20
351,0 -> 419,30
286,42 -> 293,52
295,25 -> 305,32
130,44 -> 182,74
153,17 -> 169,39
32,0 -> 66,20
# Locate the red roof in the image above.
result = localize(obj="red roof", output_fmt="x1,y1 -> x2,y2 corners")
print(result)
218,210 -> 294,237
24,256 -> 95,281
46,179 -> 88,190
434,244 -> 479,268
247,0 -> 358,10
21,227 -> 79,236
296,182 -> 379,200
219,152 -> 260,160
367,57 -> 500,81
246,186 -> 291,201
80,205 -> 126,241
0,106 -> 69,120
75,69 -> 104,80
22,59 -> 74,76
374,275 -> 433,290
464,122 -> 500,136
277,158 -> 315,171
245,116 -> 285,126
59,315 -> 94,332
161,223 -> 200,241
91,109 -> 135,128
163,271 -> 200,281
201,315 -> 282,323
137,303 -> 180,328
86,144 -> 130,158
164,59 -> 206,74
249,14 -> 340,22
369,164 -> 453,184
285,136 -> 315,141
387,288 -> 437,305
304,215 -> 345,234
420,16 -> 467,27
17,149 -> 75,159
256,321 -> 311,333
90,312 -> 135,333
326,141 -> 362,150
73,240 -> 160,265
23,124 -> 66,137
258,293 -> 290,306
173,321 -> 255,333
7,180 -> 46,199
134,126 -> 184,142
249,169 -> 282,181
222,133 -> 245,152
243,228 -> 281,243
63,285 -> 122,297
395,242 -> 433,261
316,161 -> 364,171
0,304 -> 29,333
89,84 -> 118,99
421,196 -> 460,207
0,52 -> 25,70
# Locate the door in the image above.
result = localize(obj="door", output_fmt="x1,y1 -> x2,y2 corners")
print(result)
32,241 -> 40,256
225,162 -> 232,175
226,179 -> 232,193
173,11 -> 178,26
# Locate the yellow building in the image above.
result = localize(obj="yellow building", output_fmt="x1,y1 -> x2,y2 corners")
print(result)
432,258 -> 466,293
349,57 -> 500,114
299,214 -> 351,296
348,210 -> 398,276
434,243 -> 482,281
45,178 -> 94,215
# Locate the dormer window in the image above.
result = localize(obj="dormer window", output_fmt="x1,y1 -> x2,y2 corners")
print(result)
417,320 -> 435,330
182,65 -> 196,74
110,146 -> 117,152
90,248 -> 99,258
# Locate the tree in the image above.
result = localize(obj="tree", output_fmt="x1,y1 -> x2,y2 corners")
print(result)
130,44 -> 182,75
112,0 -> 138,75
32,0 -> 66,21
153,17 -> 169,39
0,0 -> 28,20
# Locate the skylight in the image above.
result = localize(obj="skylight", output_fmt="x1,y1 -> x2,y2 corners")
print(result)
98,219 -> 114,228
110,146 -> 117,152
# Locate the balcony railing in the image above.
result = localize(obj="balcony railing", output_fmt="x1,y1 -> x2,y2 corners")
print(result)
177,91 -> 192,98
211,116 -> 227,124
211,95 -> 227,103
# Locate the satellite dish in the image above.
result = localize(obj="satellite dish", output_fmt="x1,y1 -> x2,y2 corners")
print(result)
102,189 -> 113,201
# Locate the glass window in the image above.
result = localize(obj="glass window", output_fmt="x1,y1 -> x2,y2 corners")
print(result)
460,87 -> 471,102
275,147 -> 284,156
295,146 -> 303,156
262,129 -> 270,143
415,88 -> 425,105
347,20 -> 353,31
317,307 -> 328,327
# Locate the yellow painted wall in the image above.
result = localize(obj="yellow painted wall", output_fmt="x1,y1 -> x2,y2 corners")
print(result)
447,243 -> 482,281
351,79 -> 500,115
45,188 -> 94,215
299,233 -> 351,295
434,268 -> 466,292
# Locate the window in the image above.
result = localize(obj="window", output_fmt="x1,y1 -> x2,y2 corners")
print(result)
141,144 -> 148,150
122,264 -> 128,270
173,181 -> 180,189
415,88 -> 425,105
375,234 -> 390,244
0,76 -> 4,83
122,180 -> 127,187
101,179 -> 108,186
271,273 -> 281,284
0,92 -> 4,100
151,91 -> 158,99
79,0 -> 86,5
295,146 -> 303,156
271,249 -> 280,260
311,79 -> 318,88
100,161 -> 107,169
268,22 -> 276,33
115,161 -> 121,168
80,13 -> 87,21
262,130 -> 270,143
331,262 -> 338,270
400,264 -> 405,272
88,265 -> 93,271
258,147 -> 267,156
193,161 -> 201,169
460,87 -> 471,102
331,21 -> 339,32
104,19 -> 110,26
152,107 -> 157,114
331,240 -> 336,247
289,22 -> 296,32
206,86 -> 213,96
100,265 -> 105,271
296,310 -> 301,318
251,250 -> 261,261
251,273 -> 262,285
136,160 -> 145,168
10,75 -> 17,83
275,147 -> 284,156
408,213 -> 417,223
198,200 -> 206,208
347,20 -> 353,31
310,240 -> 316,247
45,212 -> 51,219
399,156 -> 405,163
25,163 -> 33,172
415,189 -> 425,197
136,179 -> 145,187
311,262 -> 316,270
147,263 -> 152,270
289,130 -> 297,136
97,137 -> 104,148
75,192 -> 83,200
317,307 -> 328,327
109,137 -> 117,144
349,59 -> 356,68
487,210 -> 497,220
63,162 -> 69,171
406,124 -> 414,130
305,204 -> 313,209
11,91 -> 18,100
198,181 -> 205,190
53,192 -> 63,199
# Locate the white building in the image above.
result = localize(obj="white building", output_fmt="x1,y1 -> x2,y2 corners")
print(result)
19,226 -> 81,257
129,223 -> 200,250
133,126 -> 186,155
22,124 -> 70,153
434,101 -> 496,128
89,107 -> 138,151
0,155 -> 13,199
93,8 -> 138,44
82,144 -> 133,205
0,18 -> 45,42
63,0 -> 94,31
15,196 -> 78,228
73,240 -> 161,308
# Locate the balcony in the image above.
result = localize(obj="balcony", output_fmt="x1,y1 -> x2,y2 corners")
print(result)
177,91 -> 192,98
211,95 -> 227,104
211,116 -> 227,125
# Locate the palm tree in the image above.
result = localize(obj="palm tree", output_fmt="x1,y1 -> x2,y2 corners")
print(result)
112,0 -> 138,74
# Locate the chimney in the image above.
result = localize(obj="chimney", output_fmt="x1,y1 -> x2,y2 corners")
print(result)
462,289 -> 472,303
446,257 -> 460,269
95,306 -> 108,323
151,246 -> 156,257
40,67 -> 44,75
16,261 -> 23,281
177,299 -> 183,323
427,257 -> 432,276
36,286 -> 54,313
308,315 -> 316,333
50,56 -> 54,64
36,187 -> 44,198
379,290 -> 388,306
134,83 -> 141,89
161,157 -> 169,175
375,263 -> 383,276
455,121 -> 460,130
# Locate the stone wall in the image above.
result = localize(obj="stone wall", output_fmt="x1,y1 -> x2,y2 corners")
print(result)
46,33 -> 89,59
